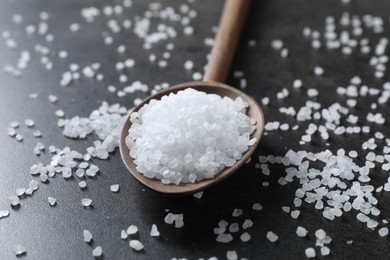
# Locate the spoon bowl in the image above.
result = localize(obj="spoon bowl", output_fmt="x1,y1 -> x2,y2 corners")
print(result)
119,81 -> 265,195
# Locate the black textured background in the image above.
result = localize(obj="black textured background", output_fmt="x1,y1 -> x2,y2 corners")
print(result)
1,0 -> 390,259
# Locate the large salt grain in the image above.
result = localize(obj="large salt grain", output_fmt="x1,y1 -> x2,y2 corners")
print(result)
0,210 -> 10,219
266,231 -> 278,242
13,244 -> 27,256
129,240 -> 144,251
150,224 -> 160,237
126,88 -> 256,184
92,246 -> 102,257
82,198 -> 92,207
83,230 -> 93,243
296,226 -> 308,237
305,247 -> 316,258
126,225 -> 138,235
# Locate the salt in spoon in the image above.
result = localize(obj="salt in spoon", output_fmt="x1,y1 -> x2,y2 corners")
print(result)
119,0 -> 264,195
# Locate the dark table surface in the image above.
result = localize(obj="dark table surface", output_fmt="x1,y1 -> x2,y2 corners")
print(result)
1,0 -> 390,259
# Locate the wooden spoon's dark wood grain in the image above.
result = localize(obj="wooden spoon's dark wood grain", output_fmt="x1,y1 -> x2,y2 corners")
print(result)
119,81 -> 264,195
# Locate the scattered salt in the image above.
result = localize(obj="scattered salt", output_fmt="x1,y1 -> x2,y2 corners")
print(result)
266,231 -> 278,242
83,230 -> 93,243
110,184 -> 119,193
150,224 -> 160,237
129,240 -> 144,251
82,198 -> 92,207
48,197 -> 56,206
92,246 -> 102,257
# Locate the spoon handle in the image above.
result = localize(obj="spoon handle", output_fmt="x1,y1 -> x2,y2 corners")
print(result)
203,0 -> 252,83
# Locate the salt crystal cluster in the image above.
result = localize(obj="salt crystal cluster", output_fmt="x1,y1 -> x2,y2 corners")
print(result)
60,102 -> 128,159
126,88 -> 257,184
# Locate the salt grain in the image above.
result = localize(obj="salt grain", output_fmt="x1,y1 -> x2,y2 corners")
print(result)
110,184 -> 119,193
150,224 -> 160,237
48,197 -> 56,206
226,250 -> 238,260
252,203 -> 263,211
305,247 -> 316,258
121,230 -> 128,240
266,231 -> 278,242
296,226 -> 308,237
240,232 -> 251,242
129,240 -> 144,251
127,225 -> 138,235
378,227 -> 388,237
25,119 -> 35,127
314,66 -> 324,76
82,198 -> 92,207
92,246 -> 102,257
0,210 -> 10,219
9,196 -> 20,206
78,181 -> 87,189
83,230 -> 93,243
13,244 -> 26,256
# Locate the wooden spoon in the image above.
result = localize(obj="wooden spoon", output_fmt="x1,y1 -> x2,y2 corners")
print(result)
119,0 -> 264,195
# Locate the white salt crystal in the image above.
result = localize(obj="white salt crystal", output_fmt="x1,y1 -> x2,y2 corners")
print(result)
293,79 -> 302,88
229,223 -> 239,233
216,233 -> 233,243
193,191 -> 203,199
280,48 -> 289,58
150,224 -> 160,237
192,72 -> 202,80
226,250 -> 238,260
48,197 -> 56,206
10,121 -> 19,128
83,230 -> 93,243
315,229 -> 326,240
129,240 -> 144,251
82,198 -> 92,207
76,169 -> 85,178
33,130 -> 42,138
290,210 -> 300,219
55,110 -> 65,118
307,89 -> 319,97
271,39 -> 283,50
16,188 -> 26,196
14,244 -> 27,256
232,209 -> 243,217
252,203 -> 263,211
184,60 -> 193,70
124,59 -> 135,68
8,128 -> 16,137
321,246 -> 330,256
296,226 -> 308,237
379,227 -> 388,237
305,247 -> 316,258
121,230 -> 128,239
25,119 -> 35,127
9,196 -> 20,206
78,181 -> 87,189
0,210 -> 10,219
314,66 -> 324,76
58,51 -> 68,58
242,219 -> 253,229
266,231 -> 278,242
261,97 -> 269,105
240,232 -> 251,242
16,134 -> 23,141
92,246 -> 102,257
127,225 -> 138,235
110,184 -> 119,193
